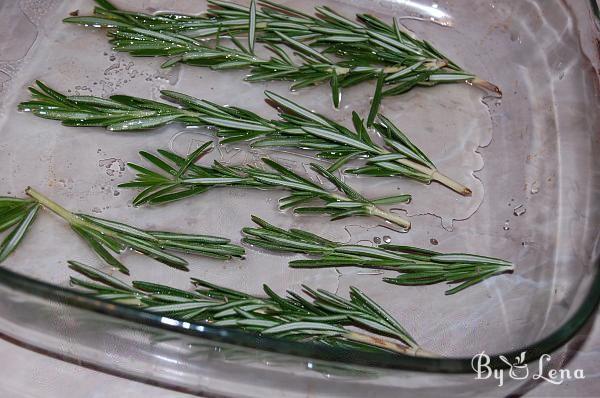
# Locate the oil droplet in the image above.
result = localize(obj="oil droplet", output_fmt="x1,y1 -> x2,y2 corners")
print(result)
383,235 -> 391,243
513,205 -> 526,216
373,236 -> 381,244
503,220 -> 510,230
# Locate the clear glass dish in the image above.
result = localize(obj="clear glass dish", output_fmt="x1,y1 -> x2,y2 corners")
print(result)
0,0 -> 598,396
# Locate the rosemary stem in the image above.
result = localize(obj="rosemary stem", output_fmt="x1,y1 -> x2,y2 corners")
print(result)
430,170 -> 472,197
394,159 -> 472,197
382,65 -> 404,74
326,193 -> 411,228
344,331 -> 438,357
25,188 -> 120,239
369,206 -> 411,230
334,65 -> 414,76
25,187 -> 82,225
470,77 -> 502,96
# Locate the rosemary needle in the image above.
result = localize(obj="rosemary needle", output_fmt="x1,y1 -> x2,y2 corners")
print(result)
242,216 -> 514,295
68,260 -> 436,357
120,142 -> 413,229
63,0 -> 500,110
19,81 -> 471,195
0,187 -> 244,273
0,197 -> 40,262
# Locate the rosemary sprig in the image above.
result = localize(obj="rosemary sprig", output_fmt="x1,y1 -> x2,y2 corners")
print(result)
19,81 -> 471,195
0,197 -> 40,262
0,187 -> 244,273
242,216 -> 514,295
63,0 -> 500,109
68,260 -> 435,357
121,142 -> 413,229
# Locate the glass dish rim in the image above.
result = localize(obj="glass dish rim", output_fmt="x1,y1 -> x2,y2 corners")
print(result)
0,259 -> 598,373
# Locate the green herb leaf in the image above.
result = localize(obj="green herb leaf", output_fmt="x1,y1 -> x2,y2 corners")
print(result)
367,72 -> 385,127
248,0 -> 257,54
0,204 -> 39,262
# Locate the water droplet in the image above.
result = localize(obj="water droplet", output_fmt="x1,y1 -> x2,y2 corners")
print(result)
373,236 -> 381,244
430,238 -> 439,245
513,205 -> 526,216
530,182 -> 539,194
383,235 -> 391,243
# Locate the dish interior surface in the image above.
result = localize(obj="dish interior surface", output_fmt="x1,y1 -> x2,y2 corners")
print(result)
0,0 -> 598,390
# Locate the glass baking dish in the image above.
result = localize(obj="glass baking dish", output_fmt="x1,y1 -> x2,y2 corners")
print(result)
0,0 -> 598,396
